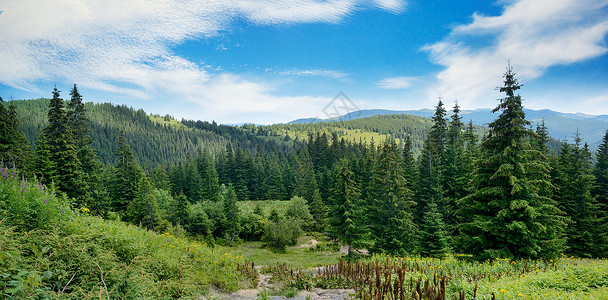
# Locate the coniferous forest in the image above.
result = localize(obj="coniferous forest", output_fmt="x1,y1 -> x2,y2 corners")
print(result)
2,66 -> 608,298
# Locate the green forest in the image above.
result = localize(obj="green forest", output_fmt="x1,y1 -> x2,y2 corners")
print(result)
2,67 -> 608,299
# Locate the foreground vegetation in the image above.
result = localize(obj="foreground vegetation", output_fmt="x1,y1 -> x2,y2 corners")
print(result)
242,251 -> 608,299
0,168 -> 242,298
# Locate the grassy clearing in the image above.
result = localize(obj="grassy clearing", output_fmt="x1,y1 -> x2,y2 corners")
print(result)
224,235 -> 342,269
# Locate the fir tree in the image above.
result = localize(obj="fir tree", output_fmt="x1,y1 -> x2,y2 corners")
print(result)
37,87 -> 88,203
67,84 -> 104,210
443,102 -> 467,234
416,99 -> 448,223
554,133 -> 598,257
294,149 -> 318,202
222,184 -> 240,241
418,202 -> 450,258
368,139 -> 417,254
457,64 -> 566,260
328,160 -> 366,255
594,130 -> 608,256
0,98 -> 33,173
309,188 -> 327,231
401,136 -> 418,192
112,130 -> 145,212
127,176 -> 162,231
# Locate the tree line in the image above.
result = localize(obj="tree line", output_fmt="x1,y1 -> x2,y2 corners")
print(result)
2,65 -> 608,260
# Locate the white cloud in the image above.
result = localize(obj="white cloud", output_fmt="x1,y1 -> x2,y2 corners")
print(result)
376,76 -> 416,89
423,0 -> 608,108
373,0 -> 406,13
279,68 -> 348,79
0,0 -> 406,122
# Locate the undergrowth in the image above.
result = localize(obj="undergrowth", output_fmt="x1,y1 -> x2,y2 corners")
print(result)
0,167 -> 243,298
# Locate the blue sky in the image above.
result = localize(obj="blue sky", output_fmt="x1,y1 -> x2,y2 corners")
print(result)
1,0 -> 607,124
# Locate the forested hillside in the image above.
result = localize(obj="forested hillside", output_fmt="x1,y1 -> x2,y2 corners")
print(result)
12,98 -> 282,169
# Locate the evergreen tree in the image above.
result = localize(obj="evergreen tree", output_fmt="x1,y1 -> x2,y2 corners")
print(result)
0,98 -> 33,172
197,149 -> 220,201
401,136 -> 418,192
443,102 -> 467,233
328,161 -> 366,255
554,133 -> 598,257
112,130 -> 145,212
222,184 -> 240,241
368,139 -> 417,254
67,84 -> 105,211
127,175 -> 163,231
595,130 -> 608,257
309,188 -> 327,231
418,202 -> 450,258
457,64 -> 566,260
36,87 -> 88,203
416,99 -> 448,223
534,119 -> 550,154
294,149 -> 318,202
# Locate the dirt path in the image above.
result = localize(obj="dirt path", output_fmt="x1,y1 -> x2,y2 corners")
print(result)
204,265 -> 354,300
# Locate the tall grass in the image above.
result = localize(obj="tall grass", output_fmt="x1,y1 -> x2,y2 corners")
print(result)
0,168 -> 244,298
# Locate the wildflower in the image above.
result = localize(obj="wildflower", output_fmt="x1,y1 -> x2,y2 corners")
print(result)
500,289 -> 506,293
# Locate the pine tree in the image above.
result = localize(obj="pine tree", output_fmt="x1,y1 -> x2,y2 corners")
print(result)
416,99 -> 448,224
0,98 -> 33,173
554,133 -> 598,257
328,160 -> 366,255
594,130 -> 608,257
222,184 -> 240,241
368,139 -> 417,254
67,84 -> 104,210
458,65 -> 566,260
294,149 -> 318,202
534,119 -> 550,154
309,188 -> 327,231
112,130 -> 144,212
37,87 -> 88,203
443,102 -> 467,234
401,136 -> 418,192
127,176 -> 162,231
419,202 -> 450,258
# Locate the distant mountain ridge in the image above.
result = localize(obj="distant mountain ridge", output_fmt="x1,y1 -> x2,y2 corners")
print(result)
288,108 -> 608,148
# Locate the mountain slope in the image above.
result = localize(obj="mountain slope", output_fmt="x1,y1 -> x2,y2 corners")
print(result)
11,99 -> 279,169
289,108 -> 608,148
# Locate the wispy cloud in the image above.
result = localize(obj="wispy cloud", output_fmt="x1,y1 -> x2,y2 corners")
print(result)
0,0 -> 406,122
376,76 -> 416,89
279,68 -> 349,79
423,0 -> 608,107
373,0 -> 406,13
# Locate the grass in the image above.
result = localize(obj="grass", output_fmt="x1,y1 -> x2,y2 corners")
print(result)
224,235 -> 342,269
312,253 -> 608,299
0,169 -> 243,298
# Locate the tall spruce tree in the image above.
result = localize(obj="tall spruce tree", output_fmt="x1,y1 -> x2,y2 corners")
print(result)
416,99 -> 448,222
594,130 -> 608,257
443,102 -> 467,234
0,98 -> 32,172
36,87 -> 88,203
328,160 -> 366,255
112,130 -> 145,212
368,139 -> 417,254
67,84 -> 105,210
554,133 -> 598,257
457,64 -> 566,260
